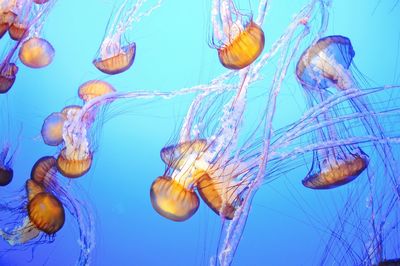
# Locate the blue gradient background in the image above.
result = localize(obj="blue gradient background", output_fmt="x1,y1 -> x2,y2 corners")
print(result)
0,0 -> 399,265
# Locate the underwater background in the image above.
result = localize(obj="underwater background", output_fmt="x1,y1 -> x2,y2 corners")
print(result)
0,0 -> 399,265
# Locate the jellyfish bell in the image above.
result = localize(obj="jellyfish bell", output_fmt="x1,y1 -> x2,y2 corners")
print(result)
217,21 -> 265,70
41,112 -> 66,146
30,156 -> 57,186
19,37 -> 55,68
296,35 -> 355,91
8,21 -> 28,41
78,80 -> 116,103
26,179 -> 45,201
0,167 -> 13,186
0,62 -> 18,94
150,175 -> 200,222
27,192 -> 65,234
160,139 -> 208,170
56,148 -> 92,178
196,172 -> 243,220
0,11 -> 16,38
93,42 -> 136,75
375,259 -> 400,266
302,149 -> 369,189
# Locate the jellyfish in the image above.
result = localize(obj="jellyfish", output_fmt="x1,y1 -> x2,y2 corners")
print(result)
211,0 -> 265,69
78,80 -> 116,103
41,112 -> 66,146
8,0 -> 32,41
0,1 -> 16,39
0,61 -> 18,94
93,0 -> 162,75
18,36 -> 55,68
0,145 -> 14,186
27,192 -> 65,234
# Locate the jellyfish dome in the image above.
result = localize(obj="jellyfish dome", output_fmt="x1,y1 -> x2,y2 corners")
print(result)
19,37 -> 55,68
218,21 -> 265,70
57,147 -> 92,178
27,192 -> 65,234
0,167 -> 13,186
150,176 -> 200,222
0,63 -> 18,94
78,80 -> 116,103
41,112 -> 66,146
296,35 -> 355,90
93,42 -> 136,75
0,11 -> 16,38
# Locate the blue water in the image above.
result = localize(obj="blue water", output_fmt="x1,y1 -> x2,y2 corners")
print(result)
0,0 -> 399,265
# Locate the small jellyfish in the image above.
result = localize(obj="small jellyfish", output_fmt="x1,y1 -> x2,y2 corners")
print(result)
0,62 -> 18,94
0,11 -> 16,39
0,145 -> 14,186
26,179 -> 45,201
41,112 -> 66,146
211,0 -> 265,69
150,175 -> 199,222
56,147 -> 92,178
27,192 -> 65,234
78,80 -> 116,103
302,149 -> 369,189
8,0 -> 32,41
93,0 -> 162,74
19,37 -> 55,68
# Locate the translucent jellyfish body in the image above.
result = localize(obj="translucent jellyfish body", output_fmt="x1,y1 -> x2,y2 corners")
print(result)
19,37 -> 55,68
41,112 -> 66,146
0,145 -> 14,186
57,148 -> 93,178
93,43 -> 136,75
0,11 -> 16,38
296,35 -> 355,90
78,80 -> 116,103
93,0 -> 161,75
218,22 -> 265,70
211,0 -> 264,69
0,63 -> 18,94
27,192 -> 65,234
150,175 -> 199,222
302,149 -> 369,189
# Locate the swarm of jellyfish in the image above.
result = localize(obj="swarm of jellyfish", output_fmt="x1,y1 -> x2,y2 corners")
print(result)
0,0 -> 400,265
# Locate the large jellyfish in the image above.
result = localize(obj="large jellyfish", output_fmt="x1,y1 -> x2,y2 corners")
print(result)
93,0 -> 162,75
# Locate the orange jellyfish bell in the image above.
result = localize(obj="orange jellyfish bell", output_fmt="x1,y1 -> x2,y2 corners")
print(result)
27,192 -> 65,234
0,167 -> 13,186
196,173 -> 242,220
19,37 -> 55,68
0,11 -> 16,38
93,42 -> 136,75
0,63 -> 18,94
41,112 -> 66,146
56,148 -> 92,178
302,153 -> 369,189
78,80 -> 116,103
218,21 -> 265,70
8,22 -> 28,41
150,176 -> 200,222
30,156 -> 57,186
